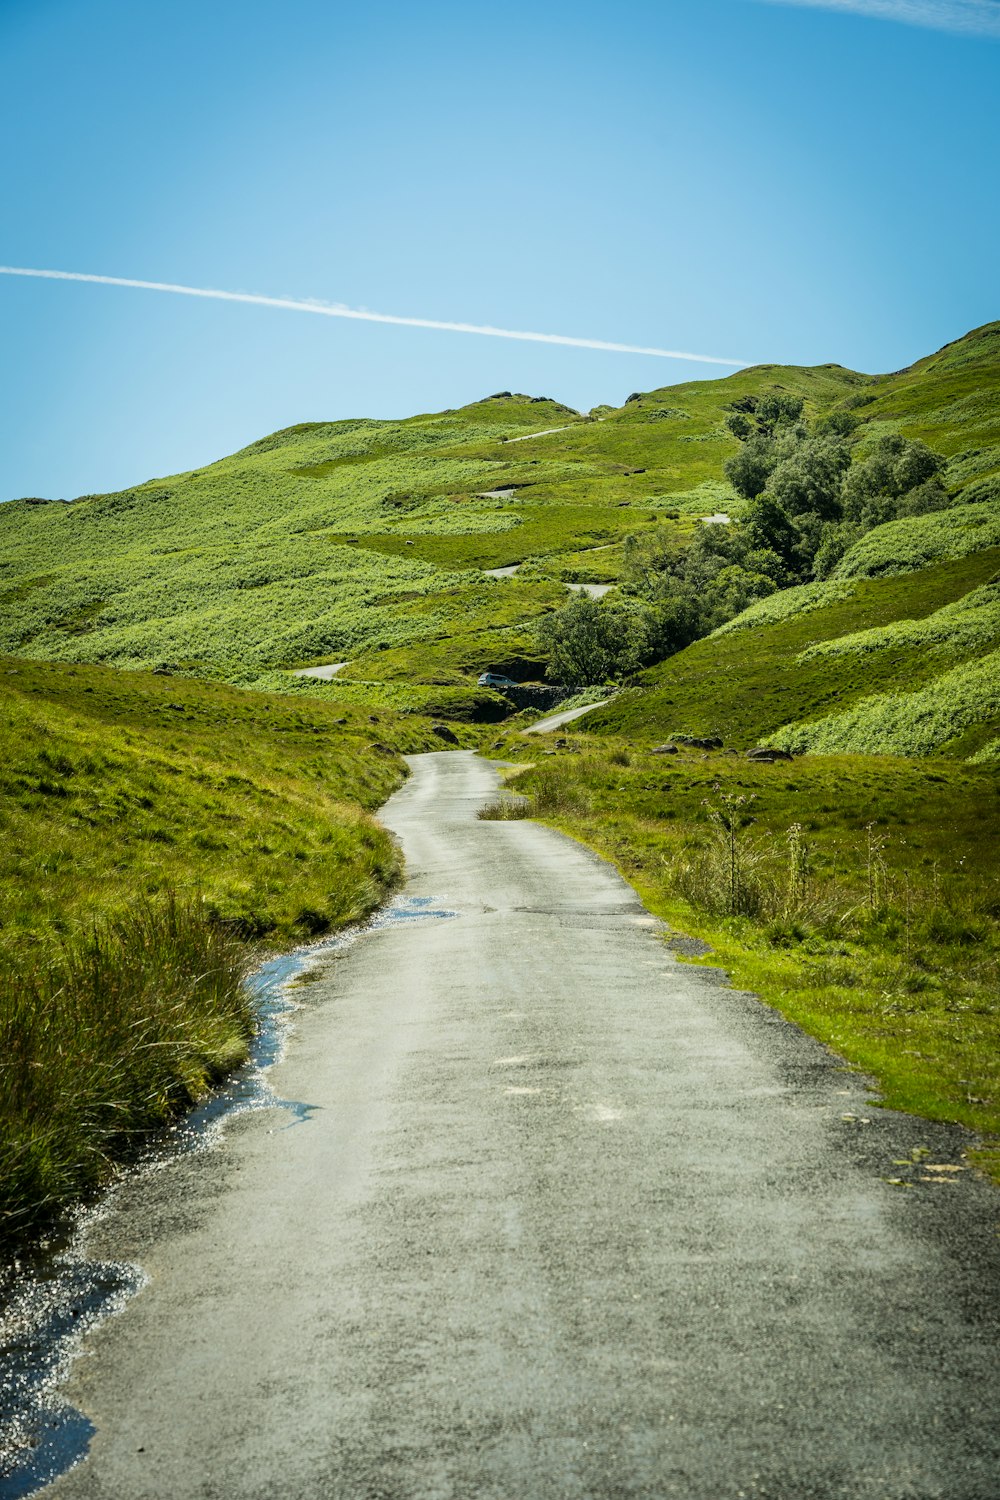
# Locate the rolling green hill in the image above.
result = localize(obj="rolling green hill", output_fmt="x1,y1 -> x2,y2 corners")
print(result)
0,369 -> 869,704
3,324 -> 998,738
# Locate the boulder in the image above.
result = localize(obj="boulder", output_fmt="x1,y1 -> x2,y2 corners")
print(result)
672,733 -> 723,750
745,746 -> 793,763
432,723 -> 460,745
650,743 -> 678,755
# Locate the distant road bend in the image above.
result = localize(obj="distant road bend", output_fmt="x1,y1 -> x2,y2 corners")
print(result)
49,752 -> 1000,1499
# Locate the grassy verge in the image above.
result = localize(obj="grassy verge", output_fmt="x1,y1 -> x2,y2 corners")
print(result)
0,657 -> 436,1242
497,735 -> 1000,1181
1,898 -> 253,1242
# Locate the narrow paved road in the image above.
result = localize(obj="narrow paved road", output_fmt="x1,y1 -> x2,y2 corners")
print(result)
48,753 -> 999,1499
524,699 -> 610,733
563,581 -> 614,599
291,661 -> 349,680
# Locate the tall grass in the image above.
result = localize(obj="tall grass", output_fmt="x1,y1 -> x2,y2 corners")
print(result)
477,795 -> 531,820
673,790 -> 767,918
0,895 -> 253,1244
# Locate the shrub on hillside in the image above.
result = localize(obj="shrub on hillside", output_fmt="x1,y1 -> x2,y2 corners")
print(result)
618,403 -> 953,663
535,595 -> 650,688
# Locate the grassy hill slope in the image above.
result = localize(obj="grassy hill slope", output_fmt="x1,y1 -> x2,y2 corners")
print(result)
3,326 -> 997,724
854,320 -> 1000,504
587,324 -> 1000,759
0,655 -> 450,956
0,371 -> 868,701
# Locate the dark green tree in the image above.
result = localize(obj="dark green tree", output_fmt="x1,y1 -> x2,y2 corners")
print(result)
841,434 -> 946,523
724,392 -> 804,440
724,436 -> 779,500
535,596 -> 650,688
766,437 -> 851,521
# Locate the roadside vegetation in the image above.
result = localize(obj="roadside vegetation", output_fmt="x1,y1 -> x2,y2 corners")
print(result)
2,900 -> 253,1244
494,737 -> 1000,1180
0,658 -> 441,1242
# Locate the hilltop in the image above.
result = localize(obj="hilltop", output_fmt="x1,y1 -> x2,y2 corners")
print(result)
0,367 -> 865,708
2,323 -> 998,753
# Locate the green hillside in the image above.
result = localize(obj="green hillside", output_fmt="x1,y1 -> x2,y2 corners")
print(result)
0,655 -> 456,959
4,324 -> 997,737
853,320 -> 1000,504
586,323 -> 1000,760
4,321 -> 1000,1233
0,370 -> 867,704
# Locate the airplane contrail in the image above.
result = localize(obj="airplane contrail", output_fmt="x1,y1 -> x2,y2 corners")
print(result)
0,265 -> 749,367
754,0 -> 1000,36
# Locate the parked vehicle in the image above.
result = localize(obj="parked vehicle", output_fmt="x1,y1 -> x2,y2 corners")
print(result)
477,673 -> 519,689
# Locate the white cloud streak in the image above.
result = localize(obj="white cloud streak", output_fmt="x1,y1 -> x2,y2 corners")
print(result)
755,0 -> 1000,37
0,265 -> 749,367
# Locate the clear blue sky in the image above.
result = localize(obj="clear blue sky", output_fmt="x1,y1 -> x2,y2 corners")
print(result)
1,0 -> 998,501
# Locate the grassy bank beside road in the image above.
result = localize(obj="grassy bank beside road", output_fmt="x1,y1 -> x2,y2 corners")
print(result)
0,658 -> 438,1242
497,737 -> 1000,1181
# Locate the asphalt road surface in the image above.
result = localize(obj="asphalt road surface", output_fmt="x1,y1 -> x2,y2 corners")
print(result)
46,752 -> 1000,1499
291,661 -> 349,680
524,700 -> 610,734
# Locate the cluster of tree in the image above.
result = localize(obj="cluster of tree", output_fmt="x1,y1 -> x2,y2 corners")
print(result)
720,392 -> 947,582
535,393 -> 950,685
